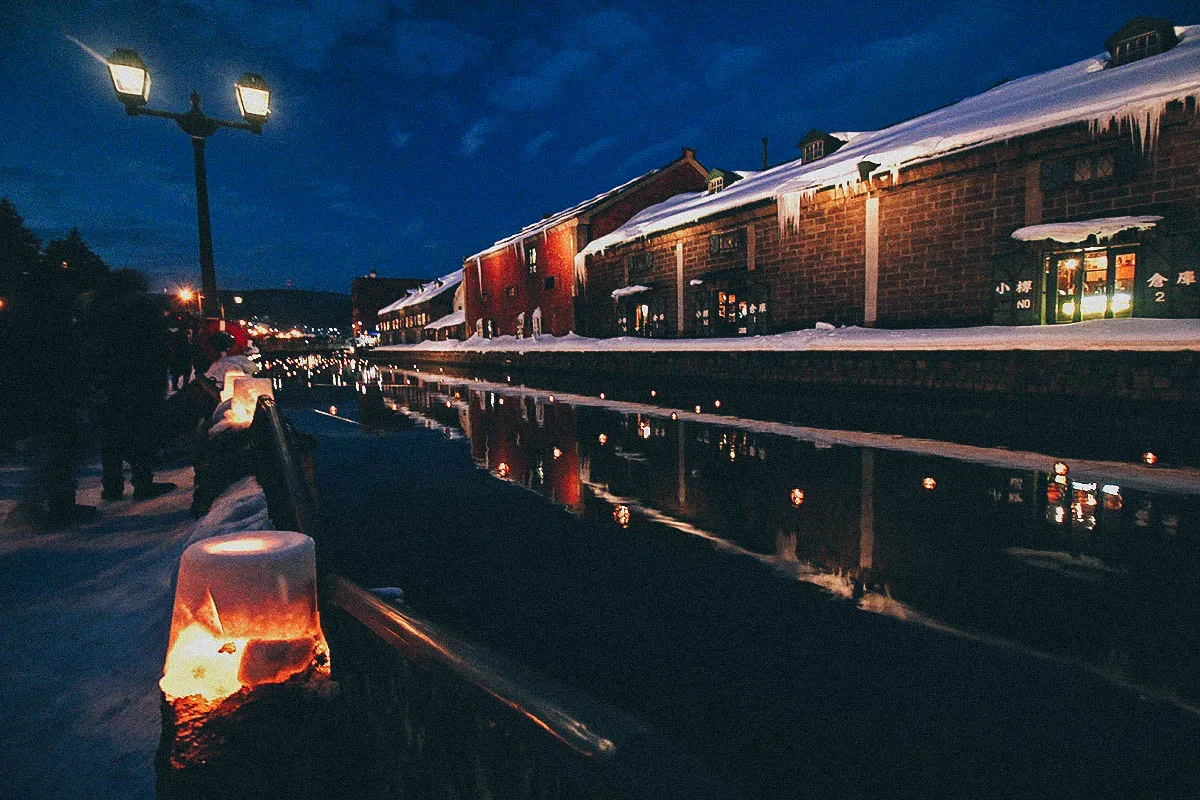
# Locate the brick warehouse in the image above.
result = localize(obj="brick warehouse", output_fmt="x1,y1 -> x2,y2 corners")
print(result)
463,148 -> 710,338
575,17 -> 1200,338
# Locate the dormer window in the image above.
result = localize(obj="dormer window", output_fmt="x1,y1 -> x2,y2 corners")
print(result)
708,175 -> 725,193
1105,17 -> 1177,68
798,129 -> 846,164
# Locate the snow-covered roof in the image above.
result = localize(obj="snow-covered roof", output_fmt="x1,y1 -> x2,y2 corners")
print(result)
467,167 -> 664,262
580,25 -> 1200,260
1011,215 -> 1162,243
424,309 -> 466,330
379,270 -> 463,315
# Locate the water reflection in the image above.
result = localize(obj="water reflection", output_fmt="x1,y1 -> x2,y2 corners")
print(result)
363,369 -> 1200,704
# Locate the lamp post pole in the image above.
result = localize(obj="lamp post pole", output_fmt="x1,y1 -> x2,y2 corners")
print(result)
104,50 -> 270,319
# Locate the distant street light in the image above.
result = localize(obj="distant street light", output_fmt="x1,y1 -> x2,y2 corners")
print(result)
177,287 -> 202,316
105,48 -> 270,318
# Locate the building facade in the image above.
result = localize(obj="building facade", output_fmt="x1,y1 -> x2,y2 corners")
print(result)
378,271 -> 463,345
350,272 -> 425,336
577,18 -> 1200,337
464,148 -> 710,338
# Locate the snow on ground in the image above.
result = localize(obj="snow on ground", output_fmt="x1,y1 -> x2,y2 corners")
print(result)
378,317 -> 1200,353
0,446 -> 268,800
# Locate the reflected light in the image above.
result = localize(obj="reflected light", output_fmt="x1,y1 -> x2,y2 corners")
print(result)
204,536 -> 274,555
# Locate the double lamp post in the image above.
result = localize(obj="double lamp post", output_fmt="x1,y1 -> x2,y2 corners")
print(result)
105,48 -> 270,319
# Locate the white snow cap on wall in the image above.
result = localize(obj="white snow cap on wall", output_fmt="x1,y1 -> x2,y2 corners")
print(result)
1011,215 -> 1163,243
579,24 -> 1200,260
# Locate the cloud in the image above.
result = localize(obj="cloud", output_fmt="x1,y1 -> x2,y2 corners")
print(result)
523,130 -> 558,160
180,0 -> 400,72
390,19 -> 488,78
461,117 -> 499,157
488,48 -> 593,111
570,136 -> 620,166
705,45 -> 762,90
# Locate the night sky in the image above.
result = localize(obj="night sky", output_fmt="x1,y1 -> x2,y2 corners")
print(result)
1,0 -> 1194,295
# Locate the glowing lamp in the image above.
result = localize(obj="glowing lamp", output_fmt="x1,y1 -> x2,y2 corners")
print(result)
1053,461 -> 1069,477
219,369 -> 245,403
922,477 -> 937,491
694,405 -> 702,414
231,377 -> 274,422
599,392 -> 606,400
497,462 -> 510,478
598,434 -> 608,446
107,48 -> 151,109
790,488 -> 805,507
670,412 -> 678,420
1143,452 -> 1158,466
552,447 -> 562,459
234,72 -> 271,127
613,505 -> 631,527
160,531 -> 328,704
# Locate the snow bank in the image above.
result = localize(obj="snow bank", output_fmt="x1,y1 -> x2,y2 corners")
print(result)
378,317 -> 1200,353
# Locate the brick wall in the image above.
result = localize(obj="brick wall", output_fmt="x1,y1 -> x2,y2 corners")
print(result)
582,110 -> 1200,335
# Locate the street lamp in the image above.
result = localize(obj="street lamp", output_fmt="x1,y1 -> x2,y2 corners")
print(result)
177,287 -> 202,316
105,49 -> 270,318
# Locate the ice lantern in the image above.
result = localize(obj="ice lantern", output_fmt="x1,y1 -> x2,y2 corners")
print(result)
219,369 -> 245,403
160,531 -> 329,704
230,377 -> 273,423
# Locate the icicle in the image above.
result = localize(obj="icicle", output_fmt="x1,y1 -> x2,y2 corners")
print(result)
1088,97 -> 1186,155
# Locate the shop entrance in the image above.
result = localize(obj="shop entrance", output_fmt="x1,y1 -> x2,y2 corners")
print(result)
1050,247 -> 1136,323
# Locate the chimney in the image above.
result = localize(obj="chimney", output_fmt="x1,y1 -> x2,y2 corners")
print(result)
761,137 -> 768,170
681,147 -> 696,161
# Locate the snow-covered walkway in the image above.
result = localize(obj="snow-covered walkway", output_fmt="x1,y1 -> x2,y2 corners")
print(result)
377,317 -> 1200,354
0,447 -> 269,799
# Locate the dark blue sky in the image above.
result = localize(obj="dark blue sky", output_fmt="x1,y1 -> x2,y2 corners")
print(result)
1,0 -> 1194,294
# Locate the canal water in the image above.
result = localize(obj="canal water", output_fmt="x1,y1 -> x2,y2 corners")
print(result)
269,358 -> 1200,798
